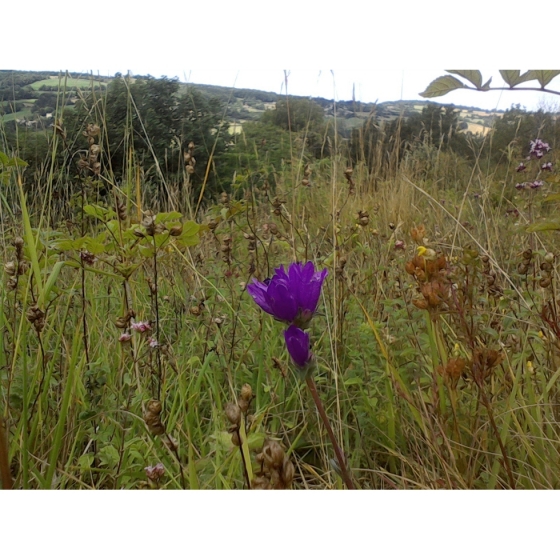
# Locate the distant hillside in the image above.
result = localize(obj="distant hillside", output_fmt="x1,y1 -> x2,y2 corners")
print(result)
1,69 -> 504,135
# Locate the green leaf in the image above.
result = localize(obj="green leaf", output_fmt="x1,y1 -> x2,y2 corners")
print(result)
98,445 -> 120,468
526,220 -> 560,233
155,211 -> 183,224
500,70 -> 522,87
446,70 -> 482,88
419,75 -> 465,98
543,193 -> 560,202
83,204 -> 116,222
525,70 -> 560,88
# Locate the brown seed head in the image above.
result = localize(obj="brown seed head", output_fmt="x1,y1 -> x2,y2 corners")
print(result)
240,383 -> 253,402
225,402 -> 242,427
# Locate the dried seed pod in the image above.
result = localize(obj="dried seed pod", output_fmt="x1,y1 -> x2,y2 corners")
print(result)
4,261 -> 16,276
413,298 -> 429,310
280,456 -> 295,488
225,402 -> 241,427
540,262 -> 553,272
522,249 -> 533,261
545,252 -> 555,263
540,277 -> 552,288
240,383 -> 253,402
262,439 -> 284,470
231,432 -> 241,447
144,400 -> 165,435
169,225 -> 183,237
238,397 -> 249,414
518,263 -> 529,275
13,237 -> 24,252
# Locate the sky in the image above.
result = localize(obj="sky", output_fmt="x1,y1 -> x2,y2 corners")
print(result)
2,1 -> 560,113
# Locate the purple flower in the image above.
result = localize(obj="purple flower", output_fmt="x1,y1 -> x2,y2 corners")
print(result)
542,162 -> 553,171
530,139 -> 551,159
515,183 -> 525,190
529,180 -> 544,189
247,262 -> 328,327
516,162 -> 527,172
283,325 -> 312,368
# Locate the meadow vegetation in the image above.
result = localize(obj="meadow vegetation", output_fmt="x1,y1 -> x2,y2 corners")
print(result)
1,71 -> 560,489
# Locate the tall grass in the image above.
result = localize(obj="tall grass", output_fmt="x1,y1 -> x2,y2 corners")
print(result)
1,84 -> 560,489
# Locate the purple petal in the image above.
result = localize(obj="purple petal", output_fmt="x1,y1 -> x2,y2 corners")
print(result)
246,280 -> 274,315
267,280 -> 298,322
284,325 -> 311,367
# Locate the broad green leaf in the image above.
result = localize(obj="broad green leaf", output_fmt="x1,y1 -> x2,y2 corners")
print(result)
83,204 -> 116,222
419,75 -> 465,98
446,70 -> 482,88
182,220 -> 200,237
155,211 -> 182,224
0,151 -> 9,166
526,220 -> 560,232
525,70 -> 560,88
500,70 -> 523,87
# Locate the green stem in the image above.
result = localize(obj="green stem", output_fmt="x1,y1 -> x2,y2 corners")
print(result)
305,376 -> 356,490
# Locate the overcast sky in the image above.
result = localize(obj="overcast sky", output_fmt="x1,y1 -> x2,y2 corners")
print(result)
2,1 -> 559,112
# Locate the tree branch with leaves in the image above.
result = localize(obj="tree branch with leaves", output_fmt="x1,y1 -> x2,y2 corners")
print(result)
420,70 -> 560,99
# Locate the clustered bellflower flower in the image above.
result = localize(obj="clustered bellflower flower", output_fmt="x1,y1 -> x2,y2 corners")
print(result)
514,138 -> 554,192
247,261 -> 327,373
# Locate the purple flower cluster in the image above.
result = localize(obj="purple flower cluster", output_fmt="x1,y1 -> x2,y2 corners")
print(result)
247,262 -> 327,372
514,139 -> 554,192
529,138 -> 551,159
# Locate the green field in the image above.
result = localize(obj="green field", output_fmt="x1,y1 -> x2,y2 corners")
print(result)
30,77 -> 108,90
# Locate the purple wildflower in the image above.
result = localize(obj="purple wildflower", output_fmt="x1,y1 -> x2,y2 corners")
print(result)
247,262 -> 328,328
148,337 -> 159,348
515,183 -> 525,190
529,180 -> 544,189
516,162 -> 527,172
529,139 -> 551,159
283,325 -> 312,368
118,333 -> 132,343
542,162 -> 553,171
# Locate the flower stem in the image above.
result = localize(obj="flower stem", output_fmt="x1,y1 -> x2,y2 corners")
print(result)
305,376 -> 356,489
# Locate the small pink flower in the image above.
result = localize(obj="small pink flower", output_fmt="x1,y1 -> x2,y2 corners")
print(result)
516,162 -> 527,172
394,240 -> 406,250
542,162 -> 553,171
118,333 -> 132,343
529,180 -> 544,189
515,183 -> 525,190
145,463 -> 165,481
131,321 -> 152,333
148,337 -> 159,348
